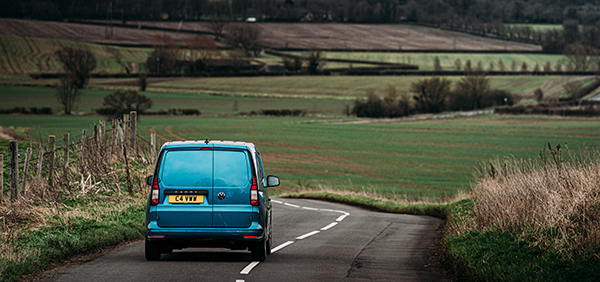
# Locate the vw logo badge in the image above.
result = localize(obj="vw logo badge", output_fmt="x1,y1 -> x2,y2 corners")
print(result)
218,192 -> 226,200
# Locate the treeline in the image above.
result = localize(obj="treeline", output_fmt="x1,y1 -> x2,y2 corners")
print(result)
350,72 -> 517,118
2,0 -> 599,24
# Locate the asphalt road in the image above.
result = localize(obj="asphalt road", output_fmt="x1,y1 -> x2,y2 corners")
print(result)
48,198 -> 444,282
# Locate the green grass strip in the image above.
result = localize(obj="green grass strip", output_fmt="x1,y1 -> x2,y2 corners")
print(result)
281,192 -> 448,219
0,204 -> 146,282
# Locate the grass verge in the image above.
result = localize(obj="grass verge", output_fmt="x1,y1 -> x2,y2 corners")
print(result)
281,191 -> 450,219
0,198 -> 146,282
443,146 -> 600,281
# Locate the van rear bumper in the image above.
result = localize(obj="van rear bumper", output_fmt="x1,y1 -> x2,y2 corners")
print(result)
146,221 -> 264,242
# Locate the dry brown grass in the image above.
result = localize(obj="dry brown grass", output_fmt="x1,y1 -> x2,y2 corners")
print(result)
467,144 -> 600,257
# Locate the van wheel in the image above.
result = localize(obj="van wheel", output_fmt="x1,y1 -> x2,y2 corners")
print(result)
145,238 -> 161,261
251,238 -> 267,262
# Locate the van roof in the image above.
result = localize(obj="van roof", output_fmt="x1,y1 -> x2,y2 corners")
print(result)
161,140 -> 256,151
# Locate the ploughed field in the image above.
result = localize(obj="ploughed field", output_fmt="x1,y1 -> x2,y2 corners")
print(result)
0,18 -> 540,51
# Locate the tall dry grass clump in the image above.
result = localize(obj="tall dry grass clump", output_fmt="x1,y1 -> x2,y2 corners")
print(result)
471,143 -> 600,257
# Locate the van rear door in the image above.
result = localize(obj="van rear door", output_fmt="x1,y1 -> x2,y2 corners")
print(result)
156,148 -> 213,228
212,149 -> 253,228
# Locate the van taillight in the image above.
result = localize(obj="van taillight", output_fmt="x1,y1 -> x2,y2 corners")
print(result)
151,176 -> 159,206
250,176 -> 259,206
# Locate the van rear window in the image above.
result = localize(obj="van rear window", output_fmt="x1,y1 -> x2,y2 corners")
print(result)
214,151 -> 250,188
160,150 -> 212,187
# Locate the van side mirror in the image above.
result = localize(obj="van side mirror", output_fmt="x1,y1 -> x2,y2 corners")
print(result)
266,175 -> 280,187
146,176 -> 153,185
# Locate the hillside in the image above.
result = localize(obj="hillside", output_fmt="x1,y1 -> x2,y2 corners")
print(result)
0,18 -> 541,51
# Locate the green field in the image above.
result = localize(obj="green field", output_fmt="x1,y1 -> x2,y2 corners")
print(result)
285,51 -> 566,71
0,75 -> 593,117
2,114 -> 599,202
507,24 -> 563,32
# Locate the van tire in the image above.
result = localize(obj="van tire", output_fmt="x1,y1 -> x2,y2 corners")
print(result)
251,238 -> 267,262
145,238 -> 161,261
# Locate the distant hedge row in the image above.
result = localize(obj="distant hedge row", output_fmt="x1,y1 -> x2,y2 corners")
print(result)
495,105 -> 600,117
0,107 -> 53,115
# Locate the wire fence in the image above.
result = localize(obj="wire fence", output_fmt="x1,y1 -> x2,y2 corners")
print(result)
1,111 -> 158,203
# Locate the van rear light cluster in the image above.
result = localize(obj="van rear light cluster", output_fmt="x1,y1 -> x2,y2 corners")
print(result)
250,176 -> 259,206
151,175 -> 160,206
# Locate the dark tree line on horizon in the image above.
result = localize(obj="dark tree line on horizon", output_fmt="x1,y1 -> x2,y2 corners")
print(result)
2,0 -> 600,25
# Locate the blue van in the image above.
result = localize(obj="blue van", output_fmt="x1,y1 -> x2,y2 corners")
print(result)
144,140 -> 279,261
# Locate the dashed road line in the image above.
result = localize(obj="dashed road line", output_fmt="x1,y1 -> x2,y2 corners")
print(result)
240,261 -> 260,275
237,200 -> 350,278
284,203 -> 301,208
271,241 -> 294,253
296,230 -> 320,240
320,222 -> 338,231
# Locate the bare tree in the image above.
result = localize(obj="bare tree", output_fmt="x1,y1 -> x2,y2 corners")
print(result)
55,76 -> 81,115
147,34 -> 180,73
433,56 -> 442,71
305,50 -> 325,74
208,19 -> 228,41
226,24 -> 261,57
456,71 -> 490,110
55,47 -> 97,89
563,43 -> 600,71
186,35 -> 221,72
454,58 -> 462,71
54,47 -> 96,114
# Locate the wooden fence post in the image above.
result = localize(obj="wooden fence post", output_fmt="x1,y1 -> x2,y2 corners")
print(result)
63,133 -> 69,179
9,141 -> 19,202
123,114 -> 129,148
151,132 -> 156,159
21,147 -> 32,195
130,111 -> 137,151
1,155 -> 4,203
111,120 -> 117,157
48,136 -> 55,188
99,120 -> 106,146
37,143 -> 44,179
118,122 -> 134,196
94,124 -> 99,149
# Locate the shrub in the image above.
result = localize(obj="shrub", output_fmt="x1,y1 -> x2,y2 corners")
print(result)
411,77 -> 451,113
260,109 -> 306,116
96,90 -> 152,119
351,87 -> 411,118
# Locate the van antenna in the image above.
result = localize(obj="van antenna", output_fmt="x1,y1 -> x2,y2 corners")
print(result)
205,138 -> 209,144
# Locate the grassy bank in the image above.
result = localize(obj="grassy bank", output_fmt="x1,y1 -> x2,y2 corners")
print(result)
443,147 -> 600,281
0,128 -> 152,281
0,198 -> 146,282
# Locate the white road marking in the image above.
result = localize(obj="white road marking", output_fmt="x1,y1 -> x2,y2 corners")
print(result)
284,203 -> 301,208
296,230 -> 320,240
240,261 -> 260,275
271,241 -> 294,253
237,200 -> 350,278
320,222 -> 338,231
236,280 -> 245,282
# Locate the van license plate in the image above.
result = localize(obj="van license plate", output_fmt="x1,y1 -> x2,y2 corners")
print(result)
168,195 -> 204,204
